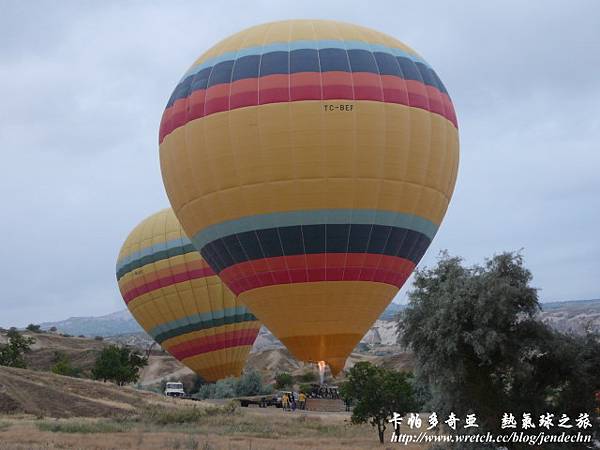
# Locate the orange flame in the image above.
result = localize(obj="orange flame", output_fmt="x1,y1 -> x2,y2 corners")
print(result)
318,360 -> 326,384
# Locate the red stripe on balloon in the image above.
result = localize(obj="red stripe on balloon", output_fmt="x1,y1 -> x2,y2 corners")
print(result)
168,328 -> 259,360
158,74 -> 457,143
122,266 -> 216,304
217,253 -> 416,295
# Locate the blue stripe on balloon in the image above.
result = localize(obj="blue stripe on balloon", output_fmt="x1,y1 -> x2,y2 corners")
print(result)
147,306 -> 253,341
180,39 -> 430,82
116,235 -> 193,273
191,209 -> 438,252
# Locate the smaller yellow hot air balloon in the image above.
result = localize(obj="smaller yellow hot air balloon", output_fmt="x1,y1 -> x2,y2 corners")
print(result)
116,209 -> 260,382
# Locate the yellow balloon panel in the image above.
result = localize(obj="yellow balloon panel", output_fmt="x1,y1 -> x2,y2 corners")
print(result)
116,209 -> 260,381
159,19 -> 459,373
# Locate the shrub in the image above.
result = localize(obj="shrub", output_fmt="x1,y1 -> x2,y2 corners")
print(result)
275,372 -> 293,389
51,352 -> 81,377
0,330 -> 35,368
92,345 -> 147,385
37,420 -> 131,433
26,324 -> 41,333
297,370 -> 318,383
94,336 -> 104,341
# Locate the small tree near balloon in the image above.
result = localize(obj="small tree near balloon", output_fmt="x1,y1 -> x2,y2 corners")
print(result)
340,362 -> 418,443
92,345 -> 147,386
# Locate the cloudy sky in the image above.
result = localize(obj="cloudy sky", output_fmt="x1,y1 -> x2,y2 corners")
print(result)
1,1 -> 598,327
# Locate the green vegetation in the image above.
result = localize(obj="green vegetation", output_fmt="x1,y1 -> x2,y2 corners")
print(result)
401,251 -> 600,449
296,370 -> 318,383
37,420 -> 131,433
91,345 -> 147,385
340,362 -> 417,443
194,370 -> 272,399
51,351 -> 81,377
25,324 -> 41,333
0,421 -> 10,432
274,372 -> 293,389
137,402 -> 238,425
0,329 -> 35,368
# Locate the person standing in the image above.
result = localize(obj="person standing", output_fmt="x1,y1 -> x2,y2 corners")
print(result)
298,391 -> 306,410
282,392 -> 289,411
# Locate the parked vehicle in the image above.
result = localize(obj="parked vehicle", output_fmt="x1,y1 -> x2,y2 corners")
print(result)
164,381 -> 186,397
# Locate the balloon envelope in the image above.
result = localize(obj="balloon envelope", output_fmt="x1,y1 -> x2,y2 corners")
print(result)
116,209 -> 260,381
159,20 -> 459,374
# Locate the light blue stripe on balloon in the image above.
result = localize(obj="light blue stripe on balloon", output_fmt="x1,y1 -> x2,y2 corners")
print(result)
147,306 -> 249,338
191,209 -> 438,251
116,235 -> 193,273
179,39 -> 429,82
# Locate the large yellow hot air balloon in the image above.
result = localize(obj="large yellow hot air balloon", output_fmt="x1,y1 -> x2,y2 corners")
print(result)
159,20 -> 459,375
116,209 -> 260,381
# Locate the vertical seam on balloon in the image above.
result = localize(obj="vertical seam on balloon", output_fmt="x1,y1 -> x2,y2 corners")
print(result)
226,32 -> 255,365
366,32 -> 394,287
164,212 -> 196,365
311,21 -> 330,288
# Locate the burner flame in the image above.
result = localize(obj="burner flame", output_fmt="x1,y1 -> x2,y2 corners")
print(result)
318,360 -> 326,384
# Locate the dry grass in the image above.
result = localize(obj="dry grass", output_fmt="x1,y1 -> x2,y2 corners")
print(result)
37,419 -> 131,433
0,409 -> 429,450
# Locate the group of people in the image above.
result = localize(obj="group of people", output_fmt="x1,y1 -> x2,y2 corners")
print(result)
281,391 -> 306,411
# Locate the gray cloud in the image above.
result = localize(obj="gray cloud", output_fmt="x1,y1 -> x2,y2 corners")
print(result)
0,0 -> 598,326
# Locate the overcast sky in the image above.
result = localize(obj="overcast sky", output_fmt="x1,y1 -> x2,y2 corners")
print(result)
1,1 -> 598,327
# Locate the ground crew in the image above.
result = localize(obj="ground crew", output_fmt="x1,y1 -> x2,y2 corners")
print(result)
298,392 -> 306,410
282,393 -> 289,411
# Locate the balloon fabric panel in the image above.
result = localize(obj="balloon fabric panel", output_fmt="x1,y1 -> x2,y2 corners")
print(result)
159,20 -> 459,374
116,209 -> 260,381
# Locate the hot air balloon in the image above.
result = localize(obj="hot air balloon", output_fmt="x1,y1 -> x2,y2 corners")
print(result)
116,209 -> 260,381
159,20 -> 459,375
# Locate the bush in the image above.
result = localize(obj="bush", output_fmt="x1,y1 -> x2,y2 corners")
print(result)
92,345 -> 147,385
51,352 -> 81,377
298,383 -> 313,394
94,336 -> 104,341
26,324 -> 41,333
236,370 -> 271,396
37,420 -> 130,433
274,372 -> 293,389
193,371 -> 272,399
0,330 -> 35,368
194,383 -> 216,400
297,371 -> 318,383
138,402 -> 238,425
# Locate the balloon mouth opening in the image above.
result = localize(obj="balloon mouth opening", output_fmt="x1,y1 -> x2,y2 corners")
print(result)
317,360 -> 327,384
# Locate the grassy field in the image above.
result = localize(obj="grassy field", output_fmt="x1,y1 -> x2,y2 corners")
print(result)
0,402 -> 428,450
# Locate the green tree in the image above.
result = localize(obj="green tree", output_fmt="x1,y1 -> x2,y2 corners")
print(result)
339,362 -> 417,443
51,351 -> 81,377
297,370 -> 318,383
400,251 -> 600,449
25,324 -> 41,333
274,372 -> 293,389
236,370 -> 271,396
91,345 -> 147,385
0,329 -> 35,368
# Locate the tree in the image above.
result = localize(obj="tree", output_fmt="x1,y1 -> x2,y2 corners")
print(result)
400,251 -> 600,449
0,329 -> 35,368
339,362 -> 417,443
274,372 -> 293,389
51,351 -> 81,377
236,370 -> 268,396
91,345 -> 147,385
297,370 -> 318,383
25,324 -> 41,333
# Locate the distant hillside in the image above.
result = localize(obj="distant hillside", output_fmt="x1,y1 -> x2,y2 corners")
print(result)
538,298 -> 600,334
40,309 -> 143,337
39,302 -> 404,338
